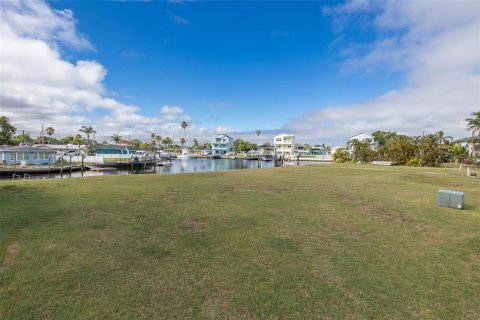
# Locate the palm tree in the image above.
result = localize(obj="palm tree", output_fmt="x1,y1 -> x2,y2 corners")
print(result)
255,130 -> 261,149
180,137 -> 186,147
79,126 -> 95,144
435,131 -> 452,145
45,127 -> 55,144
466,111 -> 480,138
45,127 -> 55,137
466,111 -> 480,157
162,137 -> 172,150
181,121 -> 188,144
193,138 -> 199,150
111,133 -> 121,145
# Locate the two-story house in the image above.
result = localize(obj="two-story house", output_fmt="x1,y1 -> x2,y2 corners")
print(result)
211,134 -> 234,155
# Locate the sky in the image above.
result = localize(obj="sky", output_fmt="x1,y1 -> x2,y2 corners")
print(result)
0,0 -> 479,146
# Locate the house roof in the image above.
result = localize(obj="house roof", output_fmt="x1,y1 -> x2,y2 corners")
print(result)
453,137 -> 480,143
0,145 -> 56,152
213,134 -> 234,139
348,132 -> 372,140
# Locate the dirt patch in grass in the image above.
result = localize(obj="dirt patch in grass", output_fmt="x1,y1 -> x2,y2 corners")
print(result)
162,190 -> 179,202
331,189 -> 412,223
177,219 -> 208,233
3,242 -> 20,266
202,296 -> 231,319
121,198 -> 142,206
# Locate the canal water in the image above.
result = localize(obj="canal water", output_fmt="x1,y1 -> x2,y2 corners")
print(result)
4,158 -> 329,180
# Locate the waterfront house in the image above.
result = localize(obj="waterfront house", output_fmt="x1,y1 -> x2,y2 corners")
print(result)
347,133 -> 373,153
274,133 -> 295,156
211,134 -> 234,155
0,145 -> 57,165
311,146 -> 326,155
94,144 -> 139,155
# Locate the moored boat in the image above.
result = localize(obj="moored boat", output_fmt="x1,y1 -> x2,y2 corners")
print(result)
177,148 -> 198,159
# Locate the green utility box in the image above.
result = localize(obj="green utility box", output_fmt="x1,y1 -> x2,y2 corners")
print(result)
437,189 -> 465,209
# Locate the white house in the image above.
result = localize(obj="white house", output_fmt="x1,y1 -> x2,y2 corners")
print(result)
347,133 -> 373,152
274,133 -> 295,156
211,134 -> 234,155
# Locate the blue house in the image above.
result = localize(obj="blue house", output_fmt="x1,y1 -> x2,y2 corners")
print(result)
0,146 -> 57,165
94,144 -> 138,155
211,134 -> 234,155
311,146 -> 326,155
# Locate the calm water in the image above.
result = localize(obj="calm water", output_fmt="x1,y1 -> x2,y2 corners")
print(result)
4,158 -> 328,180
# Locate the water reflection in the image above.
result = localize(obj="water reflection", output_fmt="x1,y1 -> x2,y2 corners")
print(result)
3,158 -> 328,180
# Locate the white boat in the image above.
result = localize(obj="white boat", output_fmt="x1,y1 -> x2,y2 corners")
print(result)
155,151 -> 171,161
131,150 -> 155,161
177,148 -> 197,159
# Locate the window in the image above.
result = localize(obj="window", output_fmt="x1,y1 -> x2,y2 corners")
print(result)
15,152 -> 28,161
33,152 -> 39,160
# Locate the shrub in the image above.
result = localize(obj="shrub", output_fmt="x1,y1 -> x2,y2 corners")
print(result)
333,150 -> 351,163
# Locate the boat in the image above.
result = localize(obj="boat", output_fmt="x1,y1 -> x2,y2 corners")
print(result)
261,153 -> 274,162
177,148 -> 197,159
246,150 -> 260,160
155,151 -> 171,161
131,150 -> 155,162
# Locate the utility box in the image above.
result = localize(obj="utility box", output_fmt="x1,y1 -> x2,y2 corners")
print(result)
437,189 -> 465,209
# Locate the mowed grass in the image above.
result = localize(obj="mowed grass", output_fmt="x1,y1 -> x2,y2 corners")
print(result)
1,164 -> 479,319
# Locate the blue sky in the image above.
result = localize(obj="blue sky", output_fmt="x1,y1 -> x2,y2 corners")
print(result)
2,0 -> 478,144
51,1 -> 400,132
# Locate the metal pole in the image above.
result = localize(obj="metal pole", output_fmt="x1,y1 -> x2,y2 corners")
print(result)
14,152 -> 17,172
60,154 -> 63,178
81,155 -> 84,177
69,155 -> 72,175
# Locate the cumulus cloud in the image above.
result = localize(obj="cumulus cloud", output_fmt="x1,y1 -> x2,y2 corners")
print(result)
0,0 -> 217,142
286,0 -> 480,145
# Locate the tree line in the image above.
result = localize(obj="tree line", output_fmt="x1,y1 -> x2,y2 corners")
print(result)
333,111 -> 480,166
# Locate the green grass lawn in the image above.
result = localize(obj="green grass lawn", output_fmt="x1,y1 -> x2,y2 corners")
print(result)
1,164 -> 479,319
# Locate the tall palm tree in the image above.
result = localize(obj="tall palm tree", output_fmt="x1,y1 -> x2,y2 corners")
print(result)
255,130 -> 261,149
466,111 -> 480,157
181,121 -> 188,144
466,111 -> 480,138
193,138 -> 199,150
180,137 -> 186,147
79,126 -> 95,143
45,127 -> 55,137
111,134 -> 121,145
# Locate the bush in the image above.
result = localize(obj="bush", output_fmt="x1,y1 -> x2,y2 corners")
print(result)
407,157 -> 420,166
333,150 -> 351,163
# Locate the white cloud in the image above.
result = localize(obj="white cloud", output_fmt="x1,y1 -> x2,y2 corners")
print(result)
0,0 -> 217,143
215,126 -> 232,134
287,0 -> 480,145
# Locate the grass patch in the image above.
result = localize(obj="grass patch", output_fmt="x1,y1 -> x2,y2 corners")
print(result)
1,164 -> 479,319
